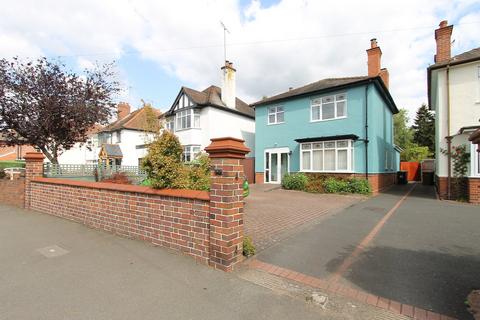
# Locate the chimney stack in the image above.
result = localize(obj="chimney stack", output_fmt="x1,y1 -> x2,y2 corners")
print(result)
367,38 -> 389,88
117,102 -> 131,120
221,61 -> 236,109
434,20 -> 453,63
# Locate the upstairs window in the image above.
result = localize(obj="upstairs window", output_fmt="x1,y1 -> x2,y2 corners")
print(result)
311,93 -> 347,121
116,131 -> 121,143
175,109 -> 200,131
165,117 -> 174,131
268,106 -> 284,124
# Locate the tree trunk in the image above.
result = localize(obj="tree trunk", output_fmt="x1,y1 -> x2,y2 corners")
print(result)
38,146 -> 57,164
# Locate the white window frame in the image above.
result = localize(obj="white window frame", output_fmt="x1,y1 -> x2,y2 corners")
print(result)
182,145 -> 201,162
267,106 -> 285,125
300,139 -> 354,173
165,117 -> 174,131
310,93 -> 347,122
477,65 -> 480,103
175,109 -> 200,131
471,143 -> 480,177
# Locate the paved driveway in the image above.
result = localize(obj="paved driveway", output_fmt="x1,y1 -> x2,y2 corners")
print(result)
244,184 -> 364,250
251,184 -> 480,319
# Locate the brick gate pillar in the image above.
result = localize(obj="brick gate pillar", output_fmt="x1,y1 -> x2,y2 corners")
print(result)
205,137 -> 250,271
24,152 -> 45,209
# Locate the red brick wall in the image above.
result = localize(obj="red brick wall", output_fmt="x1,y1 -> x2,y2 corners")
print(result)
29,178 -> 211,264
436,176 -> 471,202
468,178 -> 480,204
0,176 -> 25,208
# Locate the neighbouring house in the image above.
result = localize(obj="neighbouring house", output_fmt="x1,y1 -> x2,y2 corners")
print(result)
427,20 -> 480,203
58,103 -> 161,166
0,134 -> 37,161
96,103 -> 161,166
161,61 -> 255,181
252,39 -> 399,193
56,124 -> 103,165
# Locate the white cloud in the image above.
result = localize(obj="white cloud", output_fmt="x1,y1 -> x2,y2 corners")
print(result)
0,0 -> 478,119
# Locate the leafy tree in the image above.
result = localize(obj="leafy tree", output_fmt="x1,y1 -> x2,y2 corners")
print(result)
412,104 -> 435,155
0,57 -> 119,163
142,130 -> 187,189
394,108 -> 431,162
402,145 -> 430,162
393,108 -> 413,150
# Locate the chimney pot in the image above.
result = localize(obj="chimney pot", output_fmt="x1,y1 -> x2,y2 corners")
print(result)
439,20 -> 448,28
370,38 -> 378,48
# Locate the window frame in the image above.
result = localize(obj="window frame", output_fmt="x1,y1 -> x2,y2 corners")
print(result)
310,93 -> 347,122
267,105 -> 285,125
182,145 -> 201,162
300,139 -> 354,173
174,108 -> 200,131
471,143 -> 480,177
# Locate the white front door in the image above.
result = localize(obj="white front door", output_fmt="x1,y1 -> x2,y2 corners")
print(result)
265,148 -> 290,183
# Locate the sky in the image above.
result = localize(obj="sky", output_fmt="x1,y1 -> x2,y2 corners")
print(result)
0,0 -> 479,121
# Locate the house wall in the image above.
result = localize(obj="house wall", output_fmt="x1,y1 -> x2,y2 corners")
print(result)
174,107 -> 255,157
254,84 -> 395,176
433,61 -> 480,178
58,130 -> 155,166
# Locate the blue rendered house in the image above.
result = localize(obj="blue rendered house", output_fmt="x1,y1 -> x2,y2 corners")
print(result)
252,40 -> 400,192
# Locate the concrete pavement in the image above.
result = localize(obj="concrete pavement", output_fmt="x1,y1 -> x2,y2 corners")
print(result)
0,203 -> 397,320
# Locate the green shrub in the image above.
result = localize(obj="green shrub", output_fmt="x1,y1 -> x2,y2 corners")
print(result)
347,178 -> 371,194
185,153 -> 211,191
282,173 -> 308,190
142,131 -> 187,189
322,177 -> 371,195
243,236 -> 256,257
323,177 -> 349,193
305,173 -> 329,193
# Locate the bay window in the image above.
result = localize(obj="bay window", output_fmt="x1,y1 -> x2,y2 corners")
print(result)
175,109 -> 200,131
300,140 -> 353,172
311,93 -> 347,121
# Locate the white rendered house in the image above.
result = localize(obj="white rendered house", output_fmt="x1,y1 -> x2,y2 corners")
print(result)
428,20 -> 480,202
162,61 -> 255,162
58,103 -> 161,166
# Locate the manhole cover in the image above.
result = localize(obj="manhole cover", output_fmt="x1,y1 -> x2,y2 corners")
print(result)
36,245 -> 69,258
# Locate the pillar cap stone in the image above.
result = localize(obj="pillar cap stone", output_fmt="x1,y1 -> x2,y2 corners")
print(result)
24,152 -> 45,161
205,137 -> 250,159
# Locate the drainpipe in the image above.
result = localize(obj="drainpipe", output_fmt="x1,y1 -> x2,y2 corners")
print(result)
446,65 -> 452,199
365,84 -> 369,180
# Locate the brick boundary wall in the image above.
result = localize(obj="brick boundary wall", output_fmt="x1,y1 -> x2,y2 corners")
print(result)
29,177 -> 211,263
0,175 -> 25,208
255,172 -> 396,194
23,138 -> 250,271
468,178 -> 480,204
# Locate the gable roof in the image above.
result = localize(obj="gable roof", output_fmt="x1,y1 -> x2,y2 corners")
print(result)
164,85 -> 254,119
252,76 -> 398,114
428,47 -> 480,70
100,106 -> 161,133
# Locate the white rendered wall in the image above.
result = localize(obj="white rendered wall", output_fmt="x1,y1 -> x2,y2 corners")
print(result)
172,107 -> 255,157
434,61 -> 480,177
